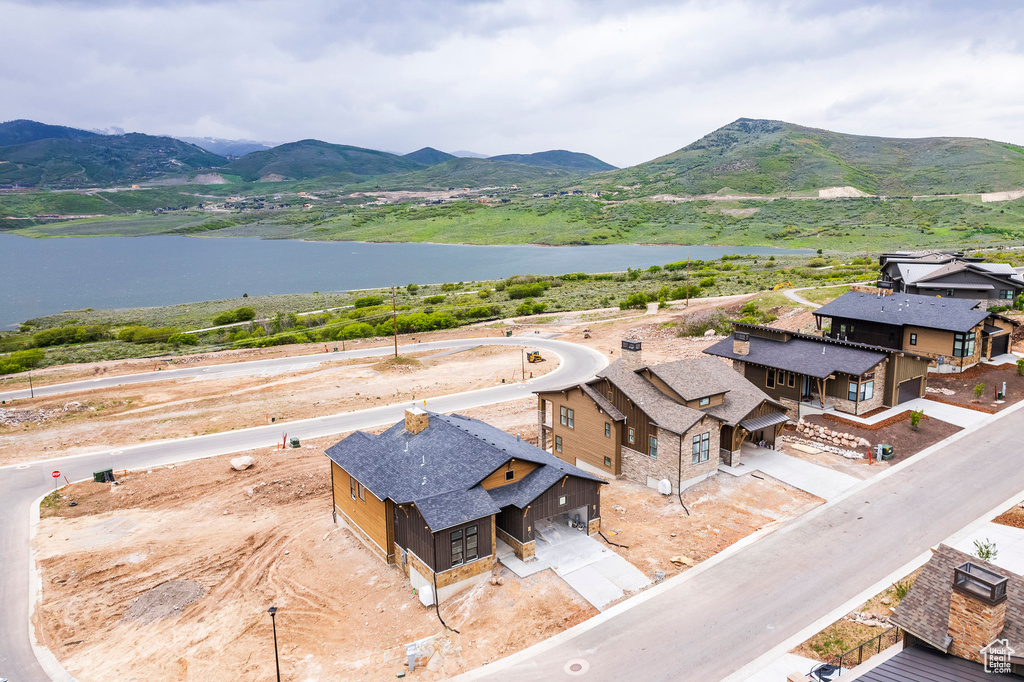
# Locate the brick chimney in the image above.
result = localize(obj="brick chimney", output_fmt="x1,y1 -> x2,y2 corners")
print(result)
620,339 -> 643,371
947,561 -> 1008,664
405,407 -> 429,435
733,331 -> 750,356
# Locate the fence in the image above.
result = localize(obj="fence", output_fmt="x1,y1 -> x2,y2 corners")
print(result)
807,626 -> 902,679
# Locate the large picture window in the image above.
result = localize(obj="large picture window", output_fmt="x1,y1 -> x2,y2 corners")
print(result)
691,432 -> 710,464
953,332 -> 976,358
860,380 -> 874,401
1000,290 -> 1013,300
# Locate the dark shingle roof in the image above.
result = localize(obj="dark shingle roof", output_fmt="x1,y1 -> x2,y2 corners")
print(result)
703,334 -> 886,379
646,357 -> 785,426
597,361 -> 709,434
325,412 -> 603,531
814,291 -> 989,333
855,644 -> 1024,682
892,544 -> 1024,654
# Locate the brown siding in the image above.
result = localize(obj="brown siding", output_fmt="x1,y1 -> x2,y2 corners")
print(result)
827,316 -> 901,349
742,364 -> 803,401
480,460 -> 539,490
433,517 -> 494,574
684,393 -> 725,409
538,386 -> 621,476
498,475 -> 602,543
594,378 -> 657,449
883,353 -> 931,406
395,503 -> 436,571
903,325 -> 955,356
333,461 -> 393,560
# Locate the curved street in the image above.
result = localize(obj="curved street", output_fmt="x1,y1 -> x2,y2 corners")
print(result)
0,336 -> 608,681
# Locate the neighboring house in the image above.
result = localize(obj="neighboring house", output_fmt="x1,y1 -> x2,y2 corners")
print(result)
878,250 -> 1024,301
814,291 -> 1018,370
704,322 -> 933,416
843,544 -> 1024,680
325,409 -> 604,604
535,341 -> 788,488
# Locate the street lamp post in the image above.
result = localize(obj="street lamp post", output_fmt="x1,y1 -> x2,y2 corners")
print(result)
268,606 -> 281,682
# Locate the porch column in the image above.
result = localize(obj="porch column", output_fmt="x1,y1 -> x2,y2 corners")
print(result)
537,397 -> 547,449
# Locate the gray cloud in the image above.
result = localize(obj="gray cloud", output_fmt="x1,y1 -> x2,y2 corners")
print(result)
2,0 -> 1024,166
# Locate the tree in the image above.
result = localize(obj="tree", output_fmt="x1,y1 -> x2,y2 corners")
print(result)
974,383 -> 986,399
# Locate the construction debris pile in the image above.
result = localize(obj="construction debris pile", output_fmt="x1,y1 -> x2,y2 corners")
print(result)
0,401 -> 88,426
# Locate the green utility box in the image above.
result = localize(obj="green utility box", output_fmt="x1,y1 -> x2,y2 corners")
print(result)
505,330 -> 512,337
289,437 -> 301,448
93,469 -> 114,482
878,444 -> 894,461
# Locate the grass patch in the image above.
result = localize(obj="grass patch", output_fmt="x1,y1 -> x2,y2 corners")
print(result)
800,284 -> 852,304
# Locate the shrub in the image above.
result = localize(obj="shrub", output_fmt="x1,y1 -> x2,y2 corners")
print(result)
340,322 -> 375,340
677,310 -> 731,337
974,383 -> 986,399
354,295 -> 385,308
619,292 -> 648,310
909,409 -> 923,430
507,283 -> 548,299
406,283 -> 419,294
1017,358 -> 1024,376
515,299 -> 547,316
477,288 -> 493,299
0,348 -> 46,374
892,579 -> 912,601
806,257 -> 828,268
466,305 -> 500,318
167,333 -> 198,346
32,324 -> 109,347
974,538 -> 998,561
234,306 -> 256,321
423,295 -> 445,305
212,310 -> 237,325
698,277 -> 716,288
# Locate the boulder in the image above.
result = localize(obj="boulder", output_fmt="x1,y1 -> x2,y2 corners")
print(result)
230,456 -> 255,471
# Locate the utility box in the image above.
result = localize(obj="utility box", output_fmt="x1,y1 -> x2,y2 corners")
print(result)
93,469 -> 114,483
289,437 -> 301,448
877,444 -> 894,461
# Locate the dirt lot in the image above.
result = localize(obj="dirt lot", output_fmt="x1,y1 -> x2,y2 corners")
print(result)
34,420 -> 820,681
797,413 -> 962,465
0,344 -> 554,466
928,361 -> 1024,412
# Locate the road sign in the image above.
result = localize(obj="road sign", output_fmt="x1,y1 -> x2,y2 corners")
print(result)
51,470 -> 60,479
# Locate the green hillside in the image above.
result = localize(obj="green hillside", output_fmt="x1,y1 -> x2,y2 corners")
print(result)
0,119 -> 99,147
489,149 -> 615,171
597,118 -> 1024,197
403,147 -> 456,166
357,157 -> 583,190
224,139 -> 423,182
0,133 -> 226,186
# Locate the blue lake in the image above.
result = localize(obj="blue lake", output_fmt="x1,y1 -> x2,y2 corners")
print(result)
0,234 -> 809,327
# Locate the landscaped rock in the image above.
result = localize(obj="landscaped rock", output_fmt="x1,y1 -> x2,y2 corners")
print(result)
230,456 -> 255,471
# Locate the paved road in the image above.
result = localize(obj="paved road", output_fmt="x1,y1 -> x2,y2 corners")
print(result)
468,403 -> 1024,681
0,340 -> 502,402
782,286 -> 822,308
0,336 -> 607,682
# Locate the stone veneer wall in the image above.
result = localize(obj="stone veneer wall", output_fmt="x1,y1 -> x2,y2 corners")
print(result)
619,422 -> 720,493
823,361 -> 887,415
947,590 -> 1006,664
587,517 -> 601,535
393,541 -> 495,601
495,527 -> 536,561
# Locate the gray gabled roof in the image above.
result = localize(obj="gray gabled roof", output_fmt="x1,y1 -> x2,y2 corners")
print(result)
597,361 -> 711,435
325,412 -> 604,532
892,544 -> 1024,655
854,644 -> 1024,682
703,334 -> 886,379
645,356 -> 786,426
814,291 -> 990,333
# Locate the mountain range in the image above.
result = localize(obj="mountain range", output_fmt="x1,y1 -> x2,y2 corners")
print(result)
2,117 -> 1024,197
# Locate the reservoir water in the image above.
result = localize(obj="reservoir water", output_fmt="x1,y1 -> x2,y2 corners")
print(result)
0,234 -> 809,327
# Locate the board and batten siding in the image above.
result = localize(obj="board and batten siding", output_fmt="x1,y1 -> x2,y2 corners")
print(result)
332,461 -> 394,562
496,475 -> 601,543
395,504 -> 494,574
883,353 -> 931,405
741,363 -> 803,402
593,378 -> 657,451
539,386 -> 621,476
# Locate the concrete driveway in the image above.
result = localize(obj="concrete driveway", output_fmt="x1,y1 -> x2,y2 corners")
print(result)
498,519 -> 650,611
720,445 -> 861,501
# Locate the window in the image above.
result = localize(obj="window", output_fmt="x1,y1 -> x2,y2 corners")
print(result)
766,369 -> 775,388
788,372 -> 796,388
560,406 -> 574,428
350,477 -> 356,500
604,422 -> 611,438
567,408 -> 574,429
848,381 -> 858,402
604,456 -> 612,467
699,396 -> 710,407
466,525 -> 478,562
628,427 -> 635,444
649,436 -> 658,459
558,495 -> 567,506
505,469 -> 515,482
953,332 -> 976,358
451,528 -> 464,566
358,483 -> 365,501
555,435 -> 562,452
946,289 -> 955,298
910,333 -> 917,346
1000,289 -> 1013,300
691,432 -> 710,464
888,331 -> 895,343
860,380 -> 874,401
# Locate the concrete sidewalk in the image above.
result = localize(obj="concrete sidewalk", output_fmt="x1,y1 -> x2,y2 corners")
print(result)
950,520 -> 1024,575
806,396 -> 988,429
720,446 -> 861,501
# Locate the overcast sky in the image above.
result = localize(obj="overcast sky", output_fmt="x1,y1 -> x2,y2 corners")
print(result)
3,0 -> 1024,167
